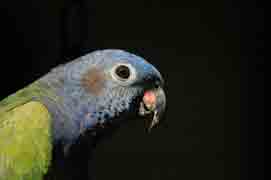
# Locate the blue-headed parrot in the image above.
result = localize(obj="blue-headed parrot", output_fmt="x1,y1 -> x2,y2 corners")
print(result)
0,49 -> 166,180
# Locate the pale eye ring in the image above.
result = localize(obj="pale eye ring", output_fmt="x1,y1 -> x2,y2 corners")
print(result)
111,63 -> 136,83
115,65 -> 130,80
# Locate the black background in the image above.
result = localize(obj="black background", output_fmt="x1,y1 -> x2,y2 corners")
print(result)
0,0 -> 264,180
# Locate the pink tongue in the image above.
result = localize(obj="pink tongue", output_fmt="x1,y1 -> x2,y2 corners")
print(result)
143,91 -> 156,106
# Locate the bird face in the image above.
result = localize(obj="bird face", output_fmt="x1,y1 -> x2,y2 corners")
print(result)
65,49 -> 166,132
102,50 -> 166,131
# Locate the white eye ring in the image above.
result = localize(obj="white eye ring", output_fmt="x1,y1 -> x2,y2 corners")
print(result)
111,63 -> 137,84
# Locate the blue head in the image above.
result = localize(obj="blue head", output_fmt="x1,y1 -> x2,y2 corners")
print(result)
47,49 -> 166,141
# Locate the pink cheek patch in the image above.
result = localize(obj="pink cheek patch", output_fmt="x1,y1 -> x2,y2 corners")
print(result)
143,91 -> 156,106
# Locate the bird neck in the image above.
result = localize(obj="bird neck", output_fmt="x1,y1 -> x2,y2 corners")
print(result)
38,71 -> 82,146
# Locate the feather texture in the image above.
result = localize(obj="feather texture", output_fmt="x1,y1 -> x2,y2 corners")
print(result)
0,83 -> 56,180
0,101 -> 52,180
0,49 -> 165,179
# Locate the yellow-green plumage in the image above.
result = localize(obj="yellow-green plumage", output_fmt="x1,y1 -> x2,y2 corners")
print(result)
0,83 -> 54,180
0,49 -> 167,179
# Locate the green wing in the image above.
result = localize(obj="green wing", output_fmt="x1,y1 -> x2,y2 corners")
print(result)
0,83 -> 53,180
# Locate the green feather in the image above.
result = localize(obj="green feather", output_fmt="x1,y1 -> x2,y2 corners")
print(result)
0,82 -> 56,180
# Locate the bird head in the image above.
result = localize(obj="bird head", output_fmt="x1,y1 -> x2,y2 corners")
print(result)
63,49 -> 166,136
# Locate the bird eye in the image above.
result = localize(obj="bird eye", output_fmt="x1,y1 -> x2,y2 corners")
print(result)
111,63 -> 136,84
115,65 -> 131,80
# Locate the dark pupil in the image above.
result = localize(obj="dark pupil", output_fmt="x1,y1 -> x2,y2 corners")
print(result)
116,65 -> 130,79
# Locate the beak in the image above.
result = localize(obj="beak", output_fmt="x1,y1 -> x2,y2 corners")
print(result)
139,87 -> 166,132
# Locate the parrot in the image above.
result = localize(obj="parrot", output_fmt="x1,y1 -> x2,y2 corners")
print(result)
0,49 -> 166,180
